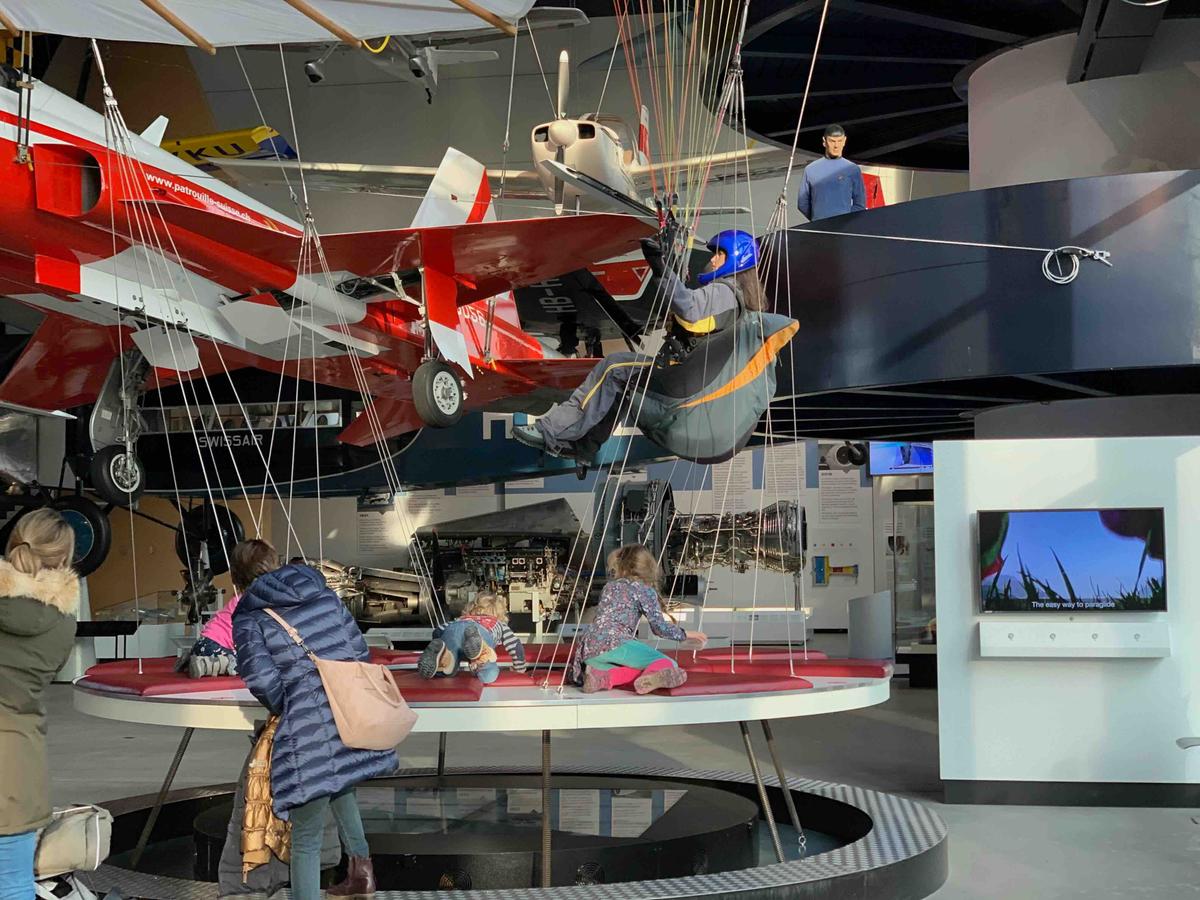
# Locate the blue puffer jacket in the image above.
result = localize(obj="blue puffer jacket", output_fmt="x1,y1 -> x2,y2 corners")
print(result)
233,564 -> 398,817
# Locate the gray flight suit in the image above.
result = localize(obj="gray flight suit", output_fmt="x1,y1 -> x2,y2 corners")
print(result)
535,272 -> 740,455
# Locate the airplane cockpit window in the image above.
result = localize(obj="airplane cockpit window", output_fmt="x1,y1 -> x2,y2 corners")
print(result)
591,114 -> 633,150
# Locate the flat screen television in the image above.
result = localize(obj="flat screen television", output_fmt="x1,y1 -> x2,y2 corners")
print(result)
978,508 -> 1166,612
869,441 -> 933,476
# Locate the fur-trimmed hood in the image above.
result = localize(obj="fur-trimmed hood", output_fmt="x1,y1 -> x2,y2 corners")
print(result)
0,558 -> 80,616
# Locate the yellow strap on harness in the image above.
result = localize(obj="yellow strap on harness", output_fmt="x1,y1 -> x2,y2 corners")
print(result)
672,313 -> 717,334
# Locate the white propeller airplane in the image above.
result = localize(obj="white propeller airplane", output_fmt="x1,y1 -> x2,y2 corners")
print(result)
216,49 -> 788,221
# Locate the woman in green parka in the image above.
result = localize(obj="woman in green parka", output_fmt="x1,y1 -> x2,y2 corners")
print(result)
0,508 -> 79,898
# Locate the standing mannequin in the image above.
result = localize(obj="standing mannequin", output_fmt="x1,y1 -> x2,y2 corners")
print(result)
796,124 -> 867,221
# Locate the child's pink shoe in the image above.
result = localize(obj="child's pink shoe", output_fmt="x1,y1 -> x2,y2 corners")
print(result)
634,666 -> 687,695
582,668 -> 614,693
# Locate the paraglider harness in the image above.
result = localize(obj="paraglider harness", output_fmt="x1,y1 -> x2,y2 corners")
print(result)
569,235 -> 748,466
656,276 -> 744,366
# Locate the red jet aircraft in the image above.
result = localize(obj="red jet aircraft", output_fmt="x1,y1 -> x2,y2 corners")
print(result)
0,74 -> 653,500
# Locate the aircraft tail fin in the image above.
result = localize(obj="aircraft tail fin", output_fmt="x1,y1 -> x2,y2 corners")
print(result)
410,147 -> 495,228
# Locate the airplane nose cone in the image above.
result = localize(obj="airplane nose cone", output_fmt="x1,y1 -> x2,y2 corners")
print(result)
547,119 -> 578,150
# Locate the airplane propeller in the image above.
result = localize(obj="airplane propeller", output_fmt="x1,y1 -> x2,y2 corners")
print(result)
550,49 -> 572,214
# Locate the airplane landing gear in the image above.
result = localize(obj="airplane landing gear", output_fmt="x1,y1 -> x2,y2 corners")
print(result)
88,444 -> 145,507
412,359 -> 464,428
87,349 -> 150,507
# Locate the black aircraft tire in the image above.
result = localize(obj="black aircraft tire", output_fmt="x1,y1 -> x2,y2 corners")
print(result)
175,503 -> 245,578
7,496 -> 116,577
88,445 -> 146,507
412,360 -> 464,428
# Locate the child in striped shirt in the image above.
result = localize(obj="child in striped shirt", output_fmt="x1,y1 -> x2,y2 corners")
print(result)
418,593 -> 526,684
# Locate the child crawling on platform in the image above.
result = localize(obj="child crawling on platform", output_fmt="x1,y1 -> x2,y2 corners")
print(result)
570,544 -> 707,694
177,539 -> 279,678
418,592 -> 527,684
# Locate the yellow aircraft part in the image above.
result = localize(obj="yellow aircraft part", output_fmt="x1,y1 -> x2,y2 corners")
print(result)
162,125 -> 281,164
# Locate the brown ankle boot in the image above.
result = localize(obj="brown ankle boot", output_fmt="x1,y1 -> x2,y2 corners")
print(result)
325,856 -> 376,898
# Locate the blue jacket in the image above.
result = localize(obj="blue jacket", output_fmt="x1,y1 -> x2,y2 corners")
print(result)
233,564 -> 398,817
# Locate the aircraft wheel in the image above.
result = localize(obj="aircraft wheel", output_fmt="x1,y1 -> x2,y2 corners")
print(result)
89,445 -> 146,507
0,496 -> 115,577
412,360 -> 464,428
175,503 -> 246,578
54,496 -> 113,576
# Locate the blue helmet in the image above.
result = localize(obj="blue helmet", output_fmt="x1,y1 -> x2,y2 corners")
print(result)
697,229 -> 759,286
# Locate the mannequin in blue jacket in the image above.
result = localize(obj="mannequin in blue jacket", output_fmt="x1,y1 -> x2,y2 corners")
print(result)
234,546 -> 397,900
796,124 -> 866,221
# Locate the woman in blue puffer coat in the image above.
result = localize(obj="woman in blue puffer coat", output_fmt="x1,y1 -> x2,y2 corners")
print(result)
233,544 -> 397,900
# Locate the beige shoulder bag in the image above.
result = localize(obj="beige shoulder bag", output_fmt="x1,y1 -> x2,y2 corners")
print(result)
264,608 -> 416,750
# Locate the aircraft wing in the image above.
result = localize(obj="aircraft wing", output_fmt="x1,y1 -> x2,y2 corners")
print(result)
493,357 -> 601,392
142,201 -> 652,304
628,145 -> 796,191
213,158 -> 545,200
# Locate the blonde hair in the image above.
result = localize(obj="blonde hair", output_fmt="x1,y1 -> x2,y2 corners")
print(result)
607,544 -> 661,594
7,508 -> 75,576
464,591 -> 508,621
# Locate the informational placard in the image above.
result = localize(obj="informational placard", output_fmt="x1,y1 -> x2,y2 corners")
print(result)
356,507 -> 408,554
610,793 -> 653,837
454,483 -> 496,497
405,789 -> 442,817
508,476 -> 545,489
710,451 -> 755,513
662,789 -> 687,812
557,790 -> 600,835
762,442 -> 806,501
817,443 -> 860,524
506,789 -> 542,815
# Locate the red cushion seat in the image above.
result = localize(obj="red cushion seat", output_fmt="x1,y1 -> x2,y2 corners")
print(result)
617,670 -> 812,696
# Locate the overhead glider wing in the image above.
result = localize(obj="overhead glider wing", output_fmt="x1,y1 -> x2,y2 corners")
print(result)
0,0 -> 536,47
213,158 -> 545,200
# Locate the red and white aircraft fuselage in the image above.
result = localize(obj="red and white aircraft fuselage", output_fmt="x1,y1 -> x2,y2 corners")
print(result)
0,77 -> 652,444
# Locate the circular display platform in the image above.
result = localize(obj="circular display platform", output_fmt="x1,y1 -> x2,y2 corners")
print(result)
73,676 -> 889,733
190,775 -> 768,889
81,764 -> 947,900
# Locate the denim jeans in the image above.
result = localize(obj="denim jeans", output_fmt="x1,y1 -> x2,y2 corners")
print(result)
288,788 -> 370,900
0,831 -> 36,900
440,620 -> 499,684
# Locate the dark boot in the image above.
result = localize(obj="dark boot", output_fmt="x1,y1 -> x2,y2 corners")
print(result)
325,855 -> 376,898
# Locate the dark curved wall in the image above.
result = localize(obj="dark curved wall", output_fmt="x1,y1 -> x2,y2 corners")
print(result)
765,170 -> 1200,396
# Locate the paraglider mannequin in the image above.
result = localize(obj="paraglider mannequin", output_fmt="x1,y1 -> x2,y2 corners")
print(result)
512,230 -> 765,460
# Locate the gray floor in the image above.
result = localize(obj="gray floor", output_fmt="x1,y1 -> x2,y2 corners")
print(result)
45,642 -> 1200,899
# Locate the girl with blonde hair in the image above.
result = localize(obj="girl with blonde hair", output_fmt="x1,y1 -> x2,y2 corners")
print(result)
0,509 -> 80,897
568,544 -> 706,694
418,591 -> 527,683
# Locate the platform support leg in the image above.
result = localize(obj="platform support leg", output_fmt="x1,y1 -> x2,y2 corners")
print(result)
739,721 -> 784,863
540,729 -> 552,887
131,726 -> 194,868
761,720 -> 805,856
437,732 -> 447,777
